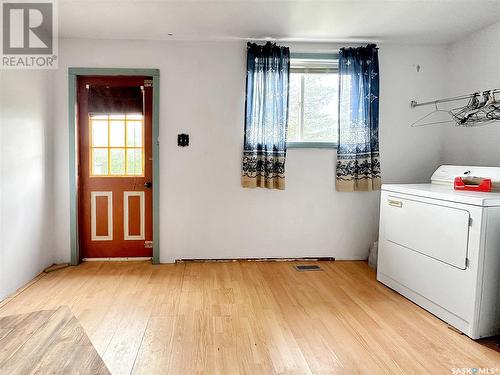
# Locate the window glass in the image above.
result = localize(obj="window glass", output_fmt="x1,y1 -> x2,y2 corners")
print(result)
91,120 -> 108,147
126,121 -> 143,147
110,148 -> 125,175
92,148 -> 108,175
109,121 -> 125,147
287,57 -> 339,145
302,73 -> 338,142
89,114 -> 145,176
287,74 -> 301,142
126,149 -> 143,175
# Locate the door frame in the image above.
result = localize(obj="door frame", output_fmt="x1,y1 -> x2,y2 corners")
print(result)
68,68 -> 160,265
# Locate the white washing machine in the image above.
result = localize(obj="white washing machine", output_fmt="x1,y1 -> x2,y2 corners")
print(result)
377,165 -> 500,339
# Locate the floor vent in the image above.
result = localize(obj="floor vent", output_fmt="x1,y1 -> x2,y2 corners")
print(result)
295,265 -> 322,272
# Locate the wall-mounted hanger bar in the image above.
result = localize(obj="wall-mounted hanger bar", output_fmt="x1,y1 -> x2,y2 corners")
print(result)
411,89 -> 500,108
410,89 -> 500,127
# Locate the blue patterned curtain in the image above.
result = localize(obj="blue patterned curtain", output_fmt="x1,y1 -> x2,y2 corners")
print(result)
336,44 -> 381,192
242,42 -> 290,190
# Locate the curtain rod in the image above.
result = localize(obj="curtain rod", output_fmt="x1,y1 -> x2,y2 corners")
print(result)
411,89 -> 500,108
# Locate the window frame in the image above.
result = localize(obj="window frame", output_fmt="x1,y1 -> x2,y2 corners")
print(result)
287,52 -> 339,149
89,113 -> 146,177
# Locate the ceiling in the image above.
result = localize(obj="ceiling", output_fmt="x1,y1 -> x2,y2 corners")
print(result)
59,0 -> 500,44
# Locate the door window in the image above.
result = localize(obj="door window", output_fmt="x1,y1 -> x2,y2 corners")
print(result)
90,114 -> 144,176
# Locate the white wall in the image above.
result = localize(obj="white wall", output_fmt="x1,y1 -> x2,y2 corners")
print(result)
442,21 -> 500,166
380,45 -> 448,183
0,70 -> 54,300
52,39 -> 447,263
0,22 -> 495,299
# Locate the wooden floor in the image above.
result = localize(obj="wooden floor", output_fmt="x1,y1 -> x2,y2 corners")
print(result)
0,306 -> 110,374
0,261 -> 498,374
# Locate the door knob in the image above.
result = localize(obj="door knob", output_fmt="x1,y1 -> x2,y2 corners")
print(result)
144,182 -> 152,189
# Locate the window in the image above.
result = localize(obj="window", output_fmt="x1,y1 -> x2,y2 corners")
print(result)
90,114 -> 144,176
287,54 -> 339,147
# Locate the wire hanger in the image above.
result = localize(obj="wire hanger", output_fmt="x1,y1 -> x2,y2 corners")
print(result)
452,91 -> 498,127
486,91 -> 500,121
410,102 -> 455,127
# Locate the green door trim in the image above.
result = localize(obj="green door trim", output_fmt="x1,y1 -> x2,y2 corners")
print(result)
68,67 -> 160,265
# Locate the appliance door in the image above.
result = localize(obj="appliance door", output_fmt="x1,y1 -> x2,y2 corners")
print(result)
384,195 -> 470,269
378,191 -> 477,327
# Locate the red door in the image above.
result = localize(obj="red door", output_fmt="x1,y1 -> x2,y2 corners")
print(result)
77,76 -> 153,259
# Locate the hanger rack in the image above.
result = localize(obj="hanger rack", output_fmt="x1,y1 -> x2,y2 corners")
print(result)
411,89 -> 500,108
410,89 -> 500,127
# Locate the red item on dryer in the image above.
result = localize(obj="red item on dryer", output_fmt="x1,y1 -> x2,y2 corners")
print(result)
454,177 -> 492,192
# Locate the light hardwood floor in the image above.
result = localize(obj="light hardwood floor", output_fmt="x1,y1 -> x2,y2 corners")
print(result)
0,306 -> 110,374
0,261 -> 498,374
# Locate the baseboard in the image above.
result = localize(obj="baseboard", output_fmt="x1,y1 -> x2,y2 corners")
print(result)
176,257 -> 336,263
0,272 -> 46,309
82,257 -> 152,262
334,256 -> 368,261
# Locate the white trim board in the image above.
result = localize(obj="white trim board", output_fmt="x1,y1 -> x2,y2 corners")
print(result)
123,191 -> 145,240
90,191 -> 113,241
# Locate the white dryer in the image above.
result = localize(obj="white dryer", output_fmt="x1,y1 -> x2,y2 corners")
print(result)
377,165 -> 500,339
